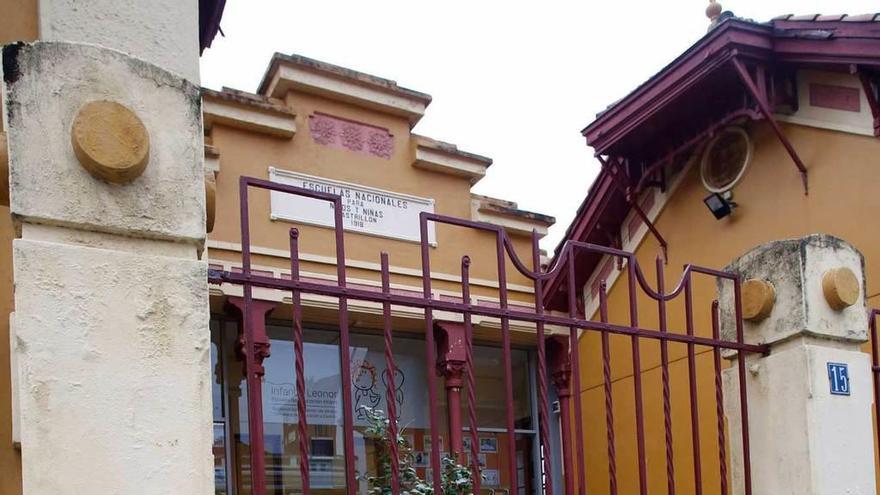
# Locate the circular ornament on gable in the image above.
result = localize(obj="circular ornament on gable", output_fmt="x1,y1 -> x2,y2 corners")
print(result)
700,126 -> 752,193
71,100 -> 150,184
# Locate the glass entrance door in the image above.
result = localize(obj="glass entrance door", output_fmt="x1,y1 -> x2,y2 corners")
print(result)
210,316 -> 543,495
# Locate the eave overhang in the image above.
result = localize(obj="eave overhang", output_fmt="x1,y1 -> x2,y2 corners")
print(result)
411,135 -> 493,185
202,87 -> 297,138
471,194 -> 556,238
199,0 -> 226,53
546,15 -> 880,312
583,18 -> 880,157
544,170 -> 624,309
582,20 -> 771,156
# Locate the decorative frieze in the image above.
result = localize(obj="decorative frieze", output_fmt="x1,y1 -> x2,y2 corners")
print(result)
308,112 -> 394,159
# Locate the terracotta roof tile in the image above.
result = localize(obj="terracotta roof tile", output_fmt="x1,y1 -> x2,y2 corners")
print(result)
840,13 -> 880,22
771,13 -> 880,23
815,14 -> 846,21
788,14 -> 820,21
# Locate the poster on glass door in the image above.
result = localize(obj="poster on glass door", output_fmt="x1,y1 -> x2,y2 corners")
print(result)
262,337 -> 430,428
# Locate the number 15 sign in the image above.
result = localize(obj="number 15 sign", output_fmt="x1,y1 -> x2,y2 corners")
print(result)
827,362 -> 851,396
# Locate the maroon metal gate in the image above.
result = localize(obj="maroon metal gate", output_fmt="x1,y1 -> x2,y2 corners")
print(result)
208,176 -> 768,495
870,309 -> 880,472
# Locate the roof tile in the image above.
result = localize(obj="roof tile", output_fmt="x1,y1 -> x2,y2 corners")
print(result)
841,13 -> 880,22
789,14 -> 820,21
771,14 -> 793,20
816,14 -> 846,21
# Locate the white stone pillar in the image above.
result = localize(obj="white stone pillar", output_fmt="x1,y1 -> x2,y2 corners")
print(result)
37,0 -> 201,84
719,234 -> 875,495
3,39 -> 210,495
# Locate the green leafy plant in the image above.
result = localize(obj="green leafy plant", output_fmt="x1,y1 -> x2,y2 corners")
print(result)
358,406 -> 478,495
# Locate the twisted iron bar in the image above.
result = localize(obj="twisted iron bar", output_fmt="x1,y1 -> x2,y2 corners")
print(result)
598,283 -> 617,495
713,301 -> 729,495
461,256 -> 482,494
380,253 -> 401,495
657,257 -> 675,495
290,229 -> 311,494
531,232 -> 554,495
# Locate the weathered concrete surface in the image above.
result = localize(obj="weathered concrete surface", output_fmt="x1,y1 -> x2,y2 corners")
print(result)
4,42 -> 205,247
723,339 -> 875,495
12,238 -> 212,494
718,234 -> 868,346
0,131 -> 8,206
37,0 -> 200,83
721,235 -> 875,495
4,38 -> 211,494
0,205 -> 21,494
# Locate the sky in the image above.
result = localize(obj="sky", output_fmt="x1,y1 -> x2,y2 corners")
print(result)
201,1 -> 879,250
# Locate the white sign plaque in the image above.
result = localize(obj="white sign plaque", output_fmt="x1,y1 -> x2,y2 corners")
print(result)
269,167 -> 437,244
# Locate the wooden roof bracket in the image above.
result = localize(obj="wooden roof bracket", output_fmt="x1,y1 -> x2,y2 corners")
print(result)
630,106 -> 761,196
731,55 -> 809,195
857,69 -> 880,137
597,155 -> 669,262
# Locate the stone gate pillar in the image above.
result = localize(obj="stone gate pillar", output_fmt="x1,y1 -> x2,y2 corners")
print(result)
719,234 -> 875,494
2,3 -> 210,493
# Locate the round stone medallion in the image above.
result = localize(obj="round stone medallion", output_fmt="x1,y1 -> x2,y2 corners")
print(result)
71,100 -> 150,184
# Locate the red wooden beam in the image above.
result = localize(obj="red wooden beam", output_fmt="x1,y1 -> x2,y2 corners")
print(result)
858,71 -> 880,137
732,56 -> 809,194
631,107 -> 762,195
597,155 -> 668,261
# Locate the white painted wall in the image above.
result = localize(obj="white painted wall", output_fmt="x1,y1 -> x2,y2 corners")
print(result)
38,0 -> 201,83
776,70 -> 877,137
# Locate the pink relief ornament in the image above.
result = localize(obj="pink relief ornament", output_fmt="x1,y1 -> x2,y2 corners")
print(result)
309,112 -> 394,159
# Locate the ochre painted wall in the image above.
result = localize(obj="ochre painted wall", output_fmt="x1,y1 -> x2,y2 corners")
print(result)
573,121 -> 880,494
0,0 -> 38,45
205,86 -> 546,493
207,89 -> 539,308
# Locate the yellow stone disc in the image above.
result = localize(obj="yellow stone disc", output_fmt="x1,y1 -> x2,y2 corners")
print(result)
205,172 -> 217,233
822,267 -> 860,311
71,100 -> 149,184
741,279 -> 775,321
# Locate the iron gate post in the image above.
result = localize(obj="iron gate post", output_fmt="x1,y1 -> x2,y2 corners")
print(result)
718,234 -> 875,494
435,322 -> 468,460
547,337 -> 574,495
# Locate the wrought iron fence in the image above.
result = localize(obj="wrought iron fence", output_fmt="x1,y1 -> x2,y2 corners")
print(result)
208,176 -> 768,495
870,309 -> 880,475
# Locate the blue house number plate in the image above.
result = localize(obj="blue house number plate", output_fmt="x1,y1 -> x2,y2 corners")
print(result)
827,362 -> 850,396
